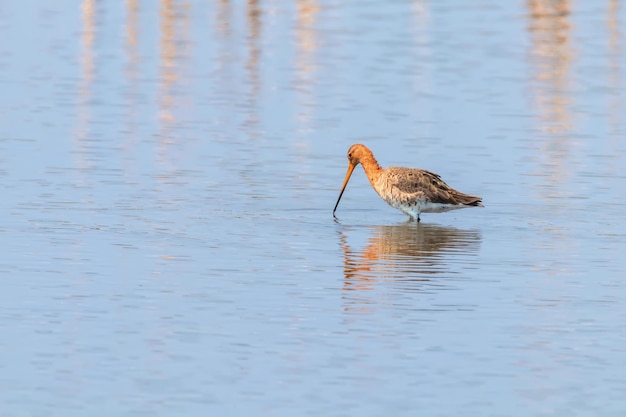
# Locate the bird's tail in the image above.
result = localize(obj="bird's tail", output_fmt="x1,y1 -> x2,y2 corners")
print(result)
463,196 -> 483,207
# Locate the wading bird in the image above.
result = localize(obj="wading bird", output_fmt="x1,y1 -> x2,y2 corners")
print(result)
333,144 -> 483,222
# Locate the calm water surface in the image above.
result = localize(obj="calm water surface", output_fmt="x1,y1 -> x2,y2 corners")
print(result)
1,1 -> 625,416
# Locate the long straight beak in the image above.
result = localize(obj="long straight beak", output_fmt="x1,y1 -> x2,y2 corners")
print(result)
333,163 -> 356,217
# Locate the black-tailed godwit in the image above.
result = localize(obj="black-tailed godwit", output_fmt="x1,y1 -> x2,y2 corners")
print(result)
333,144 -> 483,222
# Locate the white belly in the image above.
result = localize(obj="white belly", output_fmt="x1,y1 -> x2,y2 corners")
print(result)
388,199 -> 468,218
418,202 -> 468,213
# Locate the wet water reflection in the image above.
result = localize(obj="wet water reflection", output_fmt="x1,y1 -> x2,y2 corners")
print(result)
124,0 -> 140,154
527,0 -> 574,136
339,222 -> 481,312
295,0 -> 320,132
76,0 -> 96,170
525,0 -> 625,209
159,0 -> 189,140
244,0 -> 262,138
607,0 -> 623,134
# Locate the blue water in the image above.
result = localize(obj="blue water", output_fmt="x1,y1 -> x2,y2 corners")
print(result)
1,1 -> 625,416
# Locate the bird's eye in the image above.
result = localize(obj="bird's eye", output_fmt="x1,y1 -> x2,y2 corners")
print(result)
348,153 -> 352,158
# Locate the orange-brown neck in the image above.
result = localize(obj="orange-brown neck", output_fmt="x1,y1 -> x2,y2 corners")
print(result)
358,154 -> 384,190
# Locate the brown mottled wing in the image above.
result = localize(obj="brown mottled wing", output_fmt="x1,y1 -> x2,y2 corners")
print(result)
385,167 -> 483,206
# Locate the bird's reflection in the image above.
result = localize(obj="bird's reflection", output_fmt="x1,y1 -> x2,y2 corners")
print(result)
339,222 -> 481,293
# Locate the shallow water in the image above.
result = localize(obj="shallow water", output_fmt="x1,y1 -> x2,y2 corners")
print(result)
1,1 -> 626,416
